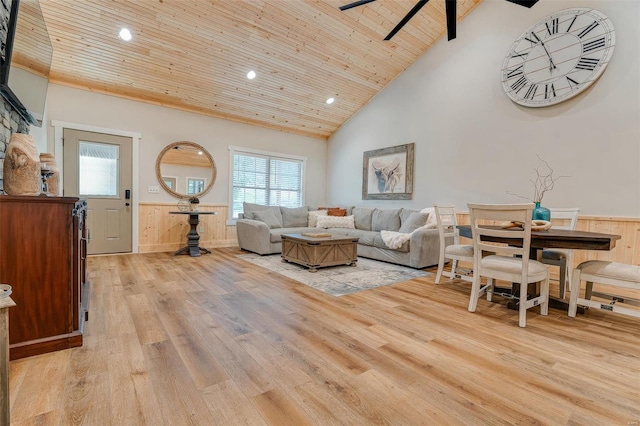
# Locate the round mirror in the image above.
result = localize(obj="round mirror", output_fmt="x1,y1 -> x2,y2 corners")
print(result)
155,141 -> 217,199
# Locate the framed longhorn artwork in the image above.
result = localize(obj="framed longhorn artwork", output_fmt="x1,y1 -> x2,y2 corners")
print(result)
362,143 -> 414,200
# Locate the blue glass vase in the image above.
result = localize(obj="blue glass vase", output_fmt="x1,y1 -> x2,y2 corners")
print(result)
532,202 -> 550,221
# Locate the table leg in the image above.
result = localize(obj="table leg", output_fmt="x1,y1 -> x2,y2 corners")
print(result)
174,213 -> 210,257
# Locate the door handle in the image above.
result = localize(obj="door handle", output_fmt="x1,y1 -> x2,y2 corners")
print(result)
125,189 -> 131,199
125,202 -> 130,207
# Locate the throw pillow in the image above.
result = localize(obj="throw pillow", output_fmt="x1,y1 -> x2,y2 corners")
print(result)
327,207 -> 347,217
252,209 -> 282,229
420,207 -> 438,229
308,209 -> 328,227
398,212 -> 430,233
371,208 -> 401,232
243,202 -> 283,227
316,215 -> 355,229
318,206 -> 355,215
352,207 -> 374,231
399,208 -> 419,225
281,206 -> 309,227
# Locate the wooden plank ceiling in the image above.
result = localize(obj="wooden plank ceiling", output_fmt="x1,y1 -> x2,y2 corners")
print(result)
38,0 -> 483,139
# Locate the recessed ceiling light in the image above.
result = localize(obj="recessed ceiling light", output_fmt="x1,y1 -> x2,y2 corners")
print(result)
326,97 -> 335,104
247,70 -> 256,80
119,28 -> 132,41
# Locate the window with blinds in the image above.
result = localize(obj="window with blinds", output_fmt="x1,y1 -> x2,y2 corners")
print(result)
230,148 -> 305,220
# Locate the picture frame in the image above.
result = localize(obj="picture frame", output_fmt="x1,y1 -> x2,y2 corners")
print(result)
362,143 -> 414,200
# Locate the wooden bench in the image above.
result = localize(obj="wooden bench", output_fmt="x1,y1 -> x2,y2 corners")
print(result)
568,260 -> 640,318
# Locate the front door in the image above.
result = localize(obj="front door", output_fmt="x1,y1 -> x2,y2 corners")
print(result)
63,129 -> 133,254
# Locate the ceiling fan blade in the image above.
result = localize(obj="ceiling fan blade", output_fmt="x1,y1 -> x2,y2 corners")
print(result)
339,0 -> 377,11
445,0 -> 456,41
505,0 -> 539,8
384,0 -> 430,40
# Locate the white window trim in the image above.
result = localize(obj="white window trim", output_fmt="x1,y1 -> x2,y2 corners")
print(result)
227,145 -> 307,225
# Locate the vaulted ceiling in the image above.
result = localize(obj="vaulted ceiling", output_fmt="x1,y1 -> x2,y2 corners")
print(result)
36,0 -> 484,139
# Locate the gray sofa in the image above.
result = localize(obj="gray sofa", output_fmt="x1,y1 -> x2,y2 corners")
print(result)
236,203 -> 441,269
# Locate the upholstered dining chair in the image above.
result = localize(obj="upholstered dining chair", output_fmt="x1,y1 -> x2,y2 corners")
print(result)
540,208 -> 580,299
467,203 -> 550,328
434,204 -> 473,284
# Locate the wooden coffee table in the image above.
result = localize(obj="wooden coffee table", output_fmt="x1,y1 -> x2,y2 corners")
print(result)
281,233 -> 358,272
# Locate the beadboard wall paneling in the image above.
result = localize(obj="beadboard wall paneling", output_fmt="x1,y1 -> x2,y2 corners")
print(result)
139,206 -> 639,268
457,214 -> 640,268
139,202 -> 237,253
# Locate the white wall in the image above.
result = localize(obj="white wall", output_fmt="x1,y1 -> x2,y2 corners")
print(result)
44,84 -> 328,207
327,0 -> 640,216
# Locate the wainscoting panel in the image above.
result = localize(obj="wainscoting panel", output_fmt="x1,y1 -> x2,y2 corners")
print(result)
139,206 -> 637,265
139,203 -> 238,253
457,213 -> 640,268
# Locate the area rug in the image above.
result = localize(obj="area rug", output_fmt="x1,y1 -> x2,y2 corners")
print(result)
237,253 -> 431,296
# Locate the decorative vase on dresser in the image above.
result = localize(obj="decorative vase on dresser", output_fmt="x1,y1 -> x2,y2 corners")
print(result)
532,202 -> 551,221
0,195 -> 89,359
3,134 -> 41,196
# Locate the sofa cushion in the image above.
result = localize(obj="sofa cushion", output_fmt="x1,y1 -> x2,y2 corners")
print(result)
399,208 -> 418,224
346,229 -> 378,246
281,206 -> 309,227
373,234 -> 410,252
269,227 -> 318,243
243,202 -> 283,226
372,208 -> 401,232
253,209 -> 282,229
353,207 -> 374,231
327,228 -> 350,236
399,211 -> 430,233
316,215 -> 355,229
308,209 -> 328,227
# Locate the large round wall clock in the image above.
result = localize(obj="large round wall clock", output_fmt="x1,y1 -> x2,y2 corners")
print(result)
501,8 -> 615,107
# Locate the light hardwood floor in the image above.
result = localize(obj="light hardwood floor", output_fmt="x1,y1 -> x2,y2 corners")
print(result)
9,249 -> 640,425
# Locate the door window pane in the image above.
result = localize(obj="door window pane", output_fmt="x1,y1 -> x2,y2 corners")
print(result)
79,141 -> 119,197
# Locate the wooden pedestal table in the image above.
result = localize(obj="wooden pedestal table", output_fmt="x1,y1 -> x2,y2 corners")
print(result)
281,233 -> 359,272
170,211 -> 218,257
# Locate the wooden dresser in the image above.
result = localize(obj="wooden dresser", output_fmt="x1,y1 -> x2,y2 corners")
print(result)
0,195 -> 88,359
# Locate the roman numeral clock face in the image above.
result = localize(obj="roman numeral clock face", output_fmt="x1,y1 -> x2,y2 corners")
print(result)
502,8 -> 615,107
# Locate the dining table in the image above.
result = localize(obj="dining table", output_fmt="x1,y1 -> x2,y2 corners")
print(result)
456,225 -> 621,310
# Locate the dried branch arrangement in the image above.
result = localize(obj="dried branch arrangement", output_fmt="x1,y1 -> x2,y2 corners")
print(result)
507,156 -> 569,203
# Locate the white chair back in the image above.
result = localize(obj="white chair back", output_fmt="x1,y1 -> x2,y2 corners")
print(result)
434,204 -> 474,284
549,208 -> 580,230
468,203 -> 535,285
467,203 -> 550,327
542,208 -> 580,299
434,204 -> 459,247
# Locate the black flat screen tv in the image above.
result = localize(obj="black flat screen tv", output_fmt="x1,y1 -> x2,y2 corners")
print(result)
0,0 -> 52,127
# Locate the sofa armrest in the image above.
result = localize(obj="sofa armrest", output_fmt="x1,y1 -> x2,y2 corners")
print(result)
236,219 -> 272,254
409,228 -> 441,268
